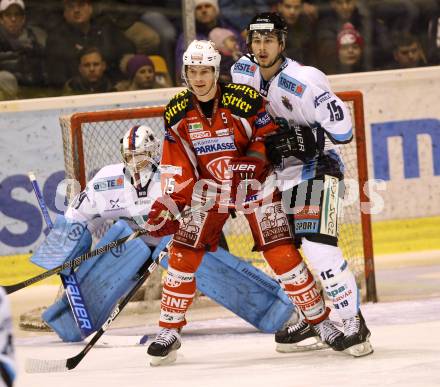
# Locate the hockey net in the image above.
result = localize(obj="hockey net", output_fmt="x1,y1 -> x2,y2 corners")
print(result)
59,91 -> 376,302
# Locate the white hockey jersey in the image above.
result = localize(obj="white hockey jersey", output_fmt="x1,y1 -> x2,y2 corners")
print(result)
231,56 -> 353,190
65,163 -> 162,245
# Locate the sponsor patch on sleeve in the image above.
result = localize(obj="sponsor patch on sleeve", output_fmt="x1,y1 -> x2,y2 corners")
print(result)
255,111 -> 272,129
232,60 -> 257,77
159,165 -> 183,176
278,73 -> 306,97
165,129 -> 176,143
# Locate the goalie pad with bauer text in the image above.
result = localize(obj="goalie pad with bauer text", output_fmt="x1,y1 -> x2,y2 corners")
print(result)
153,237 -> 295,333
30,214 -> 92,271
43,220 -> 151,342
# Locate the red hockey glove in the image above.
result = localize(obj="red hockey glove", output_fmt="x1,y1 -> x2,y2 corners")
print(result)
229,156 -> 268,204
145,199 -> 182,237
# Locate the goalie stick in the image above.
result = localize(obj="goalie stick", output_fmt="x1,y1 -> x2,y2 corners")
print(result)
2,200 -> 213,294
25,240 -> 172,373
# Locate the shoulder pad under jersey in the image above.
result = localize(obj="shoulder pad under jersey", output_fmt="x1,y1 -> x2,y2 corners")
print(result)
164,89 -> 191,127
220,83 -> 262,118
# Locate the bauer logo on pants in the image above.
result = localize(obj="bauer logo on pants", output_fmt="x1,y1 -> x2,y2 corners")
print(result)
320,175 -> 340,237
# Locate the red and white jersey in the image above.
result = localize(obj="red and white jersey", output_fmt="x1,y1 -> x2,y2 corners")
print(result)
231,55 -> 352,190
160,83 -> 279,208
65,163 -> 161,241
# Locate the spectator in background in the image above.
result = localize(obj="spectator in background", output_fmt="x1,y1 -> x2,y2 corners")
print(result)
276,0 -> 317,65
336,22 -> 364,73
174,0 -> 244,83
389,33 -> 428,69
45,0 -> 135,89
0,69 -> 17,100
63,46 -> 113,94
98,1 -> 160,56
316,0 -> 389,74
219,0 -> 269,34
209,27 -> 242,82
0,0 -> 47,94
115,54 -> 163,91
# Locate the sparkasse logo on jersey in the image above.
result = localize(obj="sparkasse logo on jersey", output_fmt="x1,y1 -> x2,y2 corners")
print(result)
193,136 -> 236,155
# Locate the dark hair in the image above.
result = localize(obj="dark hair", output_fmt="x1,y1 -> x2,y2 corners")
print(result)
77,46 -> 105,62
392,33 -> 420,51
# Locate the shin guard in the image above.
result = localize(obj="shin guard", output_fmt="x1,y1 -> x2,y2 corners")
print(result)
264,244 -> 329,324
159,246 -> 203,329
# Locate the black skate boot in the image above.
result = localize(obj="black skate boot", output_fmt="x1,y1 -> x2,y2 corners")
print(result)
342,310 -> 373,357
313,318 -> 345,351
275,318 -> 328,352
147,328 -> 182,366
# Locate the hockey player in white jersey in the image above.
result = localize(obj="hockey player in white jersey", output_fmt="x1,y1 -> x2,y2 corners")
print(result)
30,125 -> 165,343
231,12 -> 373,357
65,124 -> 162,236
0,287 -> 15,387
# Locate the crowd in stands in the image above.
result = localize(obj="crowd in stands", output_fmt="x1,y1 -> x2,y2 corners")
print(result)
0,0 -> 438,101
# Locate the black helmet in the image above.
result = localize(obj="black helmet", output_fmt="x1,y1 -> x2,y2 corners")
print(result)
246,12 -> 288,47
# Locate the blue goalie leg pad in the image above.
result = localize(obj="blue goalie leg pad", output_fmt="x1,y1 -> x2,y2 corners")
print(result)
43,220 -> 151,342
30,214 -> 92,270
152,238 -> 294,333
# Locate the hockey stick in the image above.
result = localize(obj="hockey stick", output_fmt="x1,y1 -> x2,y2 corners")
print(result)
2,200 -> 212,294
28,172 -> 95,338
28,171 -> 53,229
25,240 -> 172,373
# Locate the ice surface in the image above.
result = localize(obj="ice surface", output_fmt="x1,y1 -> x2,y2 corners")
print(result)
14,298 -> 440,387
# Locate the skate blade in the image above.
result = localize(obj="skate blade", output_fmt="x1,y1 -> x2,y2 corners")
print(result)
276,337 -> 329,353
343,340 -> 374,357
149,350 -> 178,367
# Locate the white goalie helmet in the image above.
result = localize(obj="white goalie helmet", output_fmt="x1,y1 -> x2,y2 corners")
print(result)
120,125 -> 162,188
181,39 -> 221,86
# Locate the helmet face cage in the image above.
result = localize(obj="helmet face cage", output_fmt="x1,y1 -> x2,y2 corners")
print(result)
121,125 -> 161,179
181,40 -> 221,89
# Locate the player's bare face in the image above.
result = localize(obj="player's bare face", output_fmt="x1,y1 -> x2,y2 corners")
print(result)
251,32 -> 283,69
186,65 -> 217,101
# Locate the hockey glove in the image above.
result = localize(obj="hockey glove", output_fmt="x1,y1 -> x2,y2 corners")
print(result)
229,156 -> 268,203
145,199 -> 183,237
265,119 -> 317,164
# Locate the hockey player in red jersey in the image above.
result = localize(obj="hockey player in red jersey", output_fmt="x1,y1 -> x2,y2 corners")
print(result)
145,40 -> 345,366
232,12 -> 373,357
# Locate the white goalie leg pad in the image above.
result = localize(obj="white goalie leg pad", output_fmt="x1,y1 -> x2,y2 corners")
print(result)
301,238 -> 359,320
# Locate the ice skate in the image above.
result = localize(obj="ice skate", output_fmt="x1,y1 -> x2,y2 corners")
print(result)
147,328 -> 182,366
275,318 -> 328,352
313,318 -> 345,351
342,311 -> 373,357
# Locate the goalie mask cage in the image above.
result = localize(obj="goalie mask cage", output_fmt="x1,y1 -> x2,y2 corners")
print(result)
60,91 -> 377,302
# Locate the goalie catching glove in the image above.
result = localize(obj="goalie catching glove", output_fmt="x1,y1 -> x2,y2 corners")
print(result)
229,155 -> 268,202
145,198 -> 184,237
265,118 -> 318,164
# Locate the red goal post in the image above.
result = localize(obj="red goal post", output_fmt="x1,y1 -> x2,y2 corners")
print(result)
60,91 -> 377,302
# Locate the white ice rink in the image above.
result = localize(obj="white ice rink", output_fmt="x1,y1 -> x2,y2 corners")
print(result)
13,297 -> 440,387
